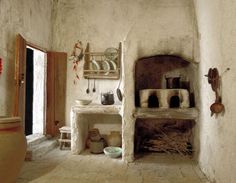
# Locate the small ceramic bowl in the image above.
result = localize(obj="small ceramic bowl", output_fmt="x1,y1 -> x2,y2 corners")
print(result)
103,146 -> 122,158
75,99 -> 92,105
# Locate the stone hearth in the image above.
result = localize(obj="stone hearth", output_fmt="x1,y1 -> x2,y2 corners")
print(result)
140,89 -> 190,108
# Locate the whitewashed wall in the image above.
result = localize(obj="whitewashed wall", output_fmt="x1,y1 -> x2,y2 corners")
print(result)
194,0 -> 236,182
0,0 -> 52,116
52,0 -> 198,124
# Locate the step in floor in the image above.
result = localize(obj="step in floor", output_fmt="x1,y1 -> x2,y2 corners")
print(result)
25,135 -> 58,161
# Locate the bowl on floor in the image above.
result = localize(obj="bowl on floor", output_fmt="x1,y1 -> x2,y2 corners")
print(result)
103,146 -> 122,158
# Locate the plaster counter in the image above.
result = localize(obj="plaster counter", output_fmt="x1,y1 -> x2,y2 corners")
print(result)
70,104 -> 122,154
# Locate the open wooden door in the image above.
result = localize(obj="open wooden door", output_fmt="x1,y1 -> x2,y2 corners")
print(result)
13,34 -> 26,124
14,34 -> 67,136
46,52 -> 67,136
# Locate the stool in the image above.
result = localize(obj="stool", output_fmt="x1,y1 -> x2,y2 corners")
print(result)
59,126 -> 71,150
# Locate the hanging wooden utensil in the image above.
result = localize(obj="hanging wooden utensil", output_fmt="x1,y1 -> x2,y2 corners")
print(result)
211,68 -> 219,92
210,90 -> 224,116
205,68 -> 213,84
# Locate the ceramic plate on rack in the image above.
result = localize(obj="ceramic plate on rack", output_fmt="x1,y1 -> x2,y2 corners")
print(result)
108,60 -> 117,71
101,60 -> 110,75
104,47 -> 118,61
90,59 -> 100,73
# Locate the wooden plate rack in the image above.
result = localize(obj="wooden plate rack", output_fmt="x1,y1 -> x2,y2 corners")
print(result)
83,42 -> 121,79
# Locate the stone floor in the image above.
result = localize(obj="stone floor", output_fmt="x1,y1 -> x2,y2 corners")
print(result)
17,148 -> 210,183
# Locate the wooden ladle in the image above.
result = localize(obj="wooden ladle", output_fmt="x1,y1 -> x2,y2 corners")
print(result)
210,90 -> 224,116
205,68 -> 224,116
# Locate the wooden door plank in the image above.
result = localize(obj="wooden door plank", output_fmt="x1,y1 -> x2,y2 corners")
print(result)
13,34 -> 26,122
46,52 -> 67,136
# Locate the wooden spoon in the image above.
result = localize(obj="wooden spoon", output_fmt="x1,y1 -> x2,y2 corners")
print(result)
210,90 -> 224,116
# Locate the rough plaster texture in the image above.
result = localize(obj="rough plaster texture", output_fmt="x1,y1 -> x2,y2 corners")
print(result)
0,0 -> 52,116
194,0 -> 236,182
52,0 -> 198,162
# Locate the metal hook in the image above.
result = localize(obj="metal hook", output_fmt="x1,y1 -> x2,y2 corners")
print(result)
221,68 -> 230,77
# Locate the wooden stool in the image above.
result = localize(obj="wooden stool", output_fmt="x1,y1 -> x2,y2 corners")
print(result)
59,126 -> 71,150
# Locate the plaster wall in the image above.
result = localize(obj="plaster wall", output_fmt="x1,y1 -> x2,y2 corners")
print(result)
52,0 -> 197,120
194,0 -> 236,182
0,0 -> 52,116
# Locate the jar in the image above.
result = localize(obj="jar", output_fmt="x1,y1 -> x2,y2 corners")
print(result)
88,128 -> 101,141
0,117 -> 27,183
90,138 -> 105,154
107,131 -> 121,147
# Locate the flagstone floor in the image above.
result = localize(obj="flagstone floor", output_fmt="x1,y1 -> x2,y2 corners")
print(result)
17,148 -> 210,183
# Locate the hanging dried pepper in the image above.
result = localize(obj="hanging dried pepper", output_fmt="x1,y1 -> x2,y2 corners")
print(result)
69,41 -> 84,84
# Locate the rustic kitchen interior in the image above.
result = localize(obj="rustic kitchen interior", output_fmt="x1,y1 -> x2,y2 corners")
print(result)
0,0 -> 236,183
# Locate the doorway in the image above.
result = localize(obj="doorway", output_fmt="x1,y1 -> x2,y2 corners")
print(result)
25,46 -> 46,136
14,34 -> 67,137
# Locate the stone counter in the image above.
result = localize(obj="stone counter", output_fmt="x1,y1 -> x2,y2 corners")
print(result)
70,104 -> 122,154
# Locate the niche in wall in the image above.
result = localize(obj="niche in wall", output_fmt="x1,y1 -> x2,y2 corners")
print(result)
135,55 -> 196,107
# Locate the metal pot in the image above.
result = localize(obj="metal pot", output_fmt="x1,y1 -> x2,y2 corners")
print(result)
101,91 -> 114,105
165,76 -> 181,89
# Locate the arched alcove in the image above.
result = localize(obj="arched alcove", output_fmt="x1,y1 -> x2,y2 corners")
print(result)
135,55 -> 194,107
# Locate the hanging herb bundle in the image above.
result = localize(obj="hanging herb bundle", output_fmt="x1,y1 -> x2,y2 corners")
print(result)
69,41 -> 84,84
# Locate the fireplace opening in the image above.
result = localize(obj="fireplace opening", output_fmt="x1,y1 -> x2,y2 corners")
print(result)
148,94 -> 159,108
169,96 -> 180,108
134,118 -> 195,155
135,55 -> 196,107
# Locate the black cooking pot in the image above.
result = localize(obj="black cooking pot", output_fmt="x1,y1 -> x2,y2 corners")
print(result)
165,76 -> 181,89
101,91 -> 114,105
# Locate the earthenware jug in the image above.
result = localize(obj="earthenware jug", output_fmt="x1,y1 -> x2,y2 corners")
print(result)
0,116 -> 27,183
107,131 -> 121,147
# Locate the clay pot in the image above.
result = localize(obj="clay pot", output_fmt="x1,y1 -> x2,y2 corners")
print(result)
0,117 -> 27,183
88,128 -> 101,141
107,131 -> 122,147
90,138 -> 105,154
